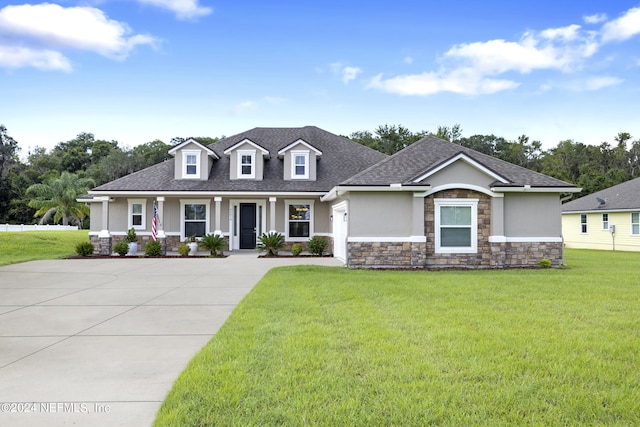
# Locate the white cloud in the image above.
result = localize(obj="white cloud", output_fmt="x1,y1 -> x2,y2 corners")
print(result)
0,45 -> 71,71
368,14 -> 617,96
404,56 -> 414,64
233,101 -> 256,115
601,7 -> 640,42
137,0 -> 212,20
584,13 -> 607,24
0,3 -> 158,70
329,62 -> 362,84
583,76 -> 623,90
368,68 -> 519,96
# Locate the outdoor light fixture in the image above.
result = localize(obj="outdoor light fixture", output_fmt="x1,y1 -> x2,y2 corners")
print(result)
343,212 -> 348,222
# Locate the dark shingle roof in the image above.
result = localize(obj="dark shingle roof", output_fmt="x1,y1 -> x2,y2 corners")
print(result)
562,176 -> 640,212
92,126 -> 388,193
342,135 -> 576,188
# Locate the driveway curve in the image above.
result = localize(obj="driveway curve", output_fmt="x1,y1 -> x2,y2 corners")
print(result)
0,253 -> 342,426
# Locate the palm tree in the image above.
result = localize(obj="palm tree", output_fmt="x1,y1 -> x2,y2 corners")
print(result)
26,172 -> 95,226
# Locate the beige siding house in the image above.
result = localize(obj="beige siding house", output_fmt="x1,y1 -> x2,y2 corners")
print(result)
562,177 -> 640,251
84,126 -> 578,268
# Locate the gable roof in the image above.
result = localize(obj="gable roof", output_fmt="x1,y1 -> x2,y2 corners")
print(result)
562,176 -> 640,212
341,135 -> 577,190
277,139 -> 323,157
91,126 -> 387,193
168,138 -> 219,159
222,138 -> 270,157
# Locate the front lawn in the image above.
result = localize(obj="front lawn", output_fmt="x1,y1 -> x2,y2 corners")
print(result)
0,230 -> 89,266
155,249 -> 640,426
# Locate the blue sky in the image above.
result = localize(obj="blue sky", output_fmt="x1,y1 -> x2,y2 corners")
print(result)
1,1 -> 639,153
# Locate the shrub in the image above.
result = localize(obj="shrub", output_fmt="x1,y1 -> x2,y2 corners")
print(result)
125,228 -> 137,243
178,243 -> 190,257
145,241 -> 163,257
308,235 -> 327,256
538,258 -> 552,268
257,232 -> 285,256
113,241 -> 129,256
200,233 -> 226,257
291,243 -> 303,256
75,241 -> 94,256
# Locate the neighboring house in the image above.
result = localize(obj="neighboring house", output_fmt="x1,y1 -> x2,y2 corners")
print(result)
83,126 -> 579,268
561,176 -> 640,251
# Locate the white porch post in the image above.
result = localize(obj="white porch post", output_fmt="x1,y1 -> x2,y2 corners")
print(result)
269,196 -> 277,233
214,197 -> 222,235
98,196 -> 111,238
156,196 -> 166,239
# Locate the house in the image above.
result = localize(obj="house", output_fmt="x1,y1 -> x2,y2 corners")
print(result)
561,177 -> 640,251
84,126 -> 579,268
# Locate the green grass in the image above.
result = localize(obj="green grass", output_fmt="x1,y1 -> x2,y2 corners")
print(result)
0,230 -> 90,266
154,249 -> 640,426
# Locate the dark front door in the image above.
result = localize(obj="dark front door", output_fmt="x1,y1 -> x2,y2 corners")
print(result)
240,203 -> 257,249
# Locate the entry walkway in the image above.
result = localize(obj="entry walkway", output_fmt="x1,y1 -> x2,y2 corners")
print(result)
0,253 -> 343,426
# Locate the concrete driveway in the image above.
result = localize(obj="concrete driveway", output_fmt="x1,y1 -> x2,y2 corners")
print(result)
0,253 -> 342,426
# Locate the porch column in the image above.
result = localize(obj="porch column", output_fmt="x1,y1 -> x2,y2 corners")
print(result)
97,196 -> 112,255
156,197 -> 166,239
269,197 -> 277,233
214,197 -> 222,235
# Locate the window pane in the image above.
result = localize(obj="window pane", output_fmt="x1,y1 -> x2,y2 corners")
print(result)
289,204 -> 310,220
633,224 -> 639,235
241,165 -> 252,175
132,204 -> 142,214
132,215 -> 142,226
441,206 -> 471,225
632,213 -> 639,223
186,165 -> 197,175
185,204 -> 206,220
185,222 -> 205,237
441,228 -> 471,247
186,154 -> 196,164
289,222 -> 309,238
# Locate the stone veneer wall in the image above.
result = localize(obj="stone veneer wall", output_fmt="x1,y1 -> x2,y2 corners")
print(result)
490,241 -> 563,267
348,241 -> 427,268
424,189 -> 492,268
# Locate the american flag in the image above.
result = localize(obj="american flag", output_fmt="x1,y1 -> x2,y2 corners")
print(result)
151,201 -> 158,241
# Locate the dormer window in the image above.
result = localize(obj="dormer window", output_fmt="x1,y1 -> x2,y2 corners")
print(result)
183,150 -> 200,178
292,151 -> 309,179
238,150 -> 255,179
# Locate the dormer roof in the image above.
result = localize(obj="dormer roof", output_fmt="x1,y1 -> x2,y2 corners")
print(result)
277,139 -> 323,158
223,138 -> 270,158
167,137 -> 219,159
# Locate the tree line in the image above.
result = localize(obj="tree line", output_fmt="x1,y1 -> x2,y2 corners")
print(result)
1,124 -> 638,226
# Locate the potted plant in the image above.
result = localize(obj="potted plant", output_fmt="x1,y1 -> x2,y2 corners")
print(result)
186,235 -> 198,256
200,233 -> 226,257
125,228 -> 138,255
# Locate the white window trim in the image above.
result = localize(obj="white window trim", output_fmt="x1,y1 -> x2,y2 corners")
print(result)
580,213 -> 588,234
602,213 -> 609,231
285,199 -> 314,242
180,199 -> 211,241
291,150 -> 309,179
238,150 -> 256,179
128,199 -> 146,230
434,198 -> 478,254
182,150 -> 201,178
631,212 -> 640,236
